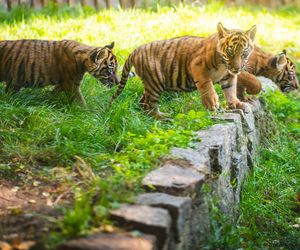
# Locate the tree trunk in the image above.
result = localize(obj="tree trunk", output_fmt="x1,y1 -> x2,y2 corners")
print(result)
94,0 -> 99,10
80,0 -> 87,6
105,0 -> 110,8
119,0 -> 123,8
7,0 -> 12,10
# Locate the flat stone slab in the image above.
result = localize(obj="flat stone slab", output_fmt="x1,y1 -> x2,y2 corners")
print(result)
135,192 -> 191,241
57,232 -> 157,250
110,205 -> 171,249
142,163 -> 205,196
170,147 -> 210,174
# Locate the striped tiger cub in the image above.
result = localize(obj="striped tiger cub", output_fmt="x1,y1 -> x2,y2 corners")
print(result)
0,39 -> 118,105
237,47 -> 299,100
112,23 -> 256,118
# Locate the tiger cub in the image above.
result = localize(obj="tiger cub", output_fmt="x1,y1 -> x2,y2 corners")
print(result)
0,39 -> 118,105
237,47 -> 299,100
111,23 -> 256,118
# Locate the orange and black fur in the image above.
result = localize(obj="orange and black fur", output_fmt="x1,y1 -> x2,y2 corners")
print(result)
112,23 -> 257,118
237,47 -> 299,100
0,39 -> 118,105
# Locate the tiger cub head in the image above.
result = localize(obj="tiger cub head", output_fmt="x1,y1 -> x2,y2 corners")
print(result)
267,50 -> 299,92
87,42 -> 119,87
217,22 -> 257,75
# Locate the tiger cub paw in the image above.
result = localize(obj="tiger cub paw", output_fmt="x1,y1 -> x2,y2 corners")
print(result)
243,96 -> 256,103
202,92 -> 220,111
228,100 -> 246,110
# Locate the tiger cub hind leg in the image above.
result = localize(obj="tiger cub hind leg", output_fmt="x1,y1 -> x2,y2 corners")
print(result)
139,92 -> 169,120
70,87 -> 86,106
5,82 -> 22,94
61,82 -> 86,106
52,85 -> 63,94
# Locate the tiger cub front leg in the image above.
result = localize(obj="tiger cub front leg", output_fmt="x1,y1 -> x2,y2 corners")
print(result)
197,81 -> 220,110
191,67 -> 219,110
194,79 -> 219,111
221,74 -> 246,110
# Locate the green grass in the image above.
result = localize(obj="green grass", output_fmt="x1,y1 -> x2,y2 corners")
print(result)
206,91 -> 300,250
0,2 -> 300,248
238,91 -> 300,249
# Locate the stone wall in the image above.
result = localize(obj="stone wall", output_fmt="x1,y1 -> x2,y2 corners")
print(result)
58,92 -> 275,250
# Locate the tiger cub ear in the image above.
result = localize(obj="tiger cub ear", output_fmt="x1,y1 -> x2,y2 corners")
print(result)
276,52 -> 288,70
90,48 -> 101,62
90,48 -> 106,63
269,52 -> 288,71
246,25 -> 257,41
217,22 -> 228,39
105,41 -> 115,50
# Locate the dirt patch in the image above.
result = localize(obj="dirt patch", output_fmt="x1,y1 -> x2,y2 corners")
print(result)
0,157 -> 97,249
0,177 -> 72,246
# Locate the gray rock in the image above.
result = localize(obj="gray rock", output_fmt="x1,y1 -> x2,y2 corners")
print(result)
224,108 -> 257,155
57,232 -> 157,250
142,163 -> 205,196
231,145 -> 249,204
196,123 -> 237,173
212,112 -> 245,151
195,123 -> 239,215
249,98 -> 262,113
135,192 -> 192,243
188,194 -> 210,250
243,105 -> 258,155
170,147 -> 210,174
257,76 -> 279,92
110,205 -> 171,250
